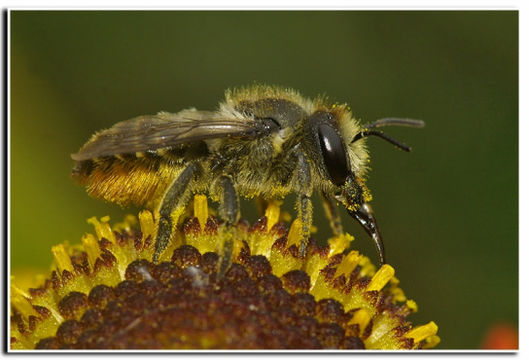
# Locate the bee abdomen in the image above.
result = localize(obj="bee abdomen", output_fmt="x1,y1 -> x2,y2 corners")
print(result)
72,159 -> 95,181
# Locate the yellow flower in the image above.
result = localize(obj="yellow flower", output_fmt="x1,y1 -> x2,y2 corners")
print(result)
10,195 -> 439,350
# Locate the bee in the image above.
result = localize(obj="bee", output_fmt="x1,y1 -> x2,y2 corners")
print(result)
72,85 -> 423,265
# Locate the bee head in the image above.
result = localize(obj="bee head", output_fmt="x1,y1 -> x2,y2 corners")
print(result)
318,117 -> 425,265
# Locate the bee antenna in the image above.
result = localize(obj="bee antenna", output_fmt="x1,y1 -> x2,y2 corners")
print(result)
351,130 -> 412,152
364,117 -> 425,129
351,118 -> 424,151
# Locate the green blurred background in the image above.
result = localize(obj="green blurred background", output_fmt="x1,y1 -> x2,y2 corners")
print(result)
10,11 -> 518,349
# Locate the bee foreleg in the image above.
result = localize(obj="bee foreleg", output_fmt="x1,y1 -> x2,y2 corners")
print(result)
296,153 -> 312,257
322,192 -> 343,236
153,163 -> 198,263
214,175 -> 240,276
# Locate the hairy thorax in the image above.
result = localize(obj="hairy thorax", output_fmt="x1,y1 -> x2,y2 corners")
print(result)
205,131 -> 297,200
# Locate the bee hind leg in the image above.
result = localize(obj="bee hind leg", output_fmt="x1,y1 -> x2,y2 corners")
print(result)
215,175 -> 240,276
153,163 -> 198,263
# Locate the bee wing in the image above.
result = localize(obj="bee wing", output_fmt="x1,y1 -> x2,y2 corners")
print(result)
71,109 -> 264,161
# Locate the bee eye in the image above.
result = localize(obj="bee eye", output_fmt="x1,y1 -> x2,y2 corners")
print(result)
317,123 -> 350,186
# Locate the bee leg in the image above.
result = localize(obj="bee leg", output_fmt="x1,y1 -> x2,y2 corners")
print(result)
153,163 -> 197,263
322,192 -> 343,236
216,175 -> 240,276
296,153 -> 313,257
254,197 -> 268,217
217,175 -> 239,226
